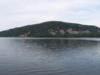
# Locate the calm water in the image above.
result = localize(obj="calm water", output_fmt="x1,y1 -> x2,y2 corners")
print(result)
0,38 -> 100,75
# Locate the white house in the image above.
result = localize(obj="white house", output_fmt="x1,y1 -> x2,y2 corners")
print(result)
66,28 -> 80,34
59,29 -> 65,35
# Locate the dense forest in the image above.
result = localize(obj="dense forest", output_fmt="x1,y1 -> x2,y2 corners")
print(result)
0,21 -> 100,37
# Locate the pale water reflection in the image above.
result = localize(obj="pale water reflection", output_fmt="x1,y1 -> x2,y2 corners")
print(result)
0,38 -> 100,75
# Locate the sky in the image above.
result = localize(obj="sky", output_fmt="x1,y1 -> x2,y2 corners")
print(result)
0,0 -> 100,31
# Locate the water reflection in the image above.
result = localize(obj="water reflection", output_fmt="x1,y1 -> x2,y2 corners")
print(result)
0,38 -> 100,75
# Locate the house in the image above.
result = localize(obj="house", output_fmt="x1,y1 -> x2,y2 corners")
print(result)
66,28 -> 80,34
49,31 -> 56,36
48,29 -> 57,36
59,29 -> 65,35
20,32 -> 31,37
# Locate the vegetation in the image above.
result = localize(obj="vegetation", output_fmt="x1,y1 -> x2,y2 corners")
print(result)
0,21 -> 100,37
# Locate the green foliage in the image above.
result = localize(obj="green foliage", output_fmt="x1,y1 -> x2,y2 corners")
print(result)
0,21 -> 100,37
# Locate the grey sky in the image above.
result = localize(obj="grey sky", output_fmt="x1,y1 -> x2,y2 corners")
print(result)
0,0 -> 100,31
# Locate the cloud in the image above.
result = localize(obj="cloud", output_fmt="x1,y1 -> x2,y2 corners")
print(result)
0,0 -> 100,31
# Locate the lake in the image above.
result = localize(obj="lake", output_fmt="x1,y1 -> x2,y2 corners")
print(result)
0,38 -> 100,75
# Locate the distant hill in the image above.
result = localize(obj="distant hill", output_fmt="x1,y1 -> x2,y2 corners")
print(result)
0,21 -> 100,37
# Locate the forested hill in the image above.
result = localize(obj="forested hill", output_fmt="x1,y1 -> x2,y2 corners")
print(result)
0,21 -> 100,37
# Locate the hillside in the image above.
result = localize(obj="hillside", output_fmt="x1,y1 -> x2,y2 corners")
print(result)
0,21 -> 100,37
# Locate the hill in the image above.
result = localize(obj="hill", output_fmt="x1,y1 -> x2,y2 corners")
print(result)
0,21 -> 100,37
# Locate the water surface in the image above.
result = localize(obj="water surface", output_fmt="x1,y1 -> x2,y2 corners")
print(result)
0,38 -> 100,75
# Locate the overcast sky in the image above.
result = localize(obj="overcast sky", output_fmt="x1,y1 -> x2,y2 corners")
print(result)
0,0 -> 100,31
